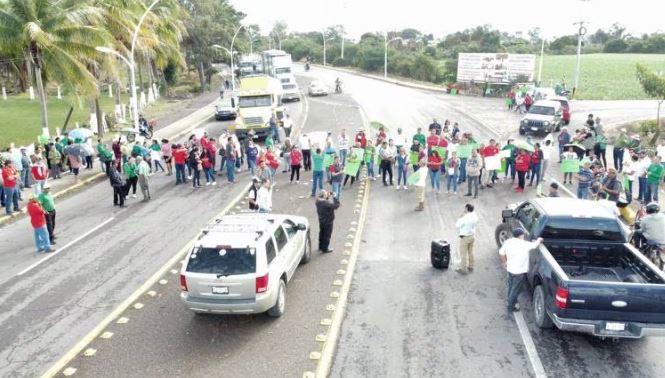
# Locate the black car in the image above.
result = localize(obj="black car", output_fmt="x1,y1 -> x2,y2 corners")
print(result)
215,104 -> 237,121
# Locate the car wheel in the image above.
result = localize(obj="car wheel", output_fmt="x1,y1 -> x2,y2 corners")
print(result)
495,223 -> 511,248
519,128 -> 525,136
267,279 -> 286,318
555,123 -> 561,132
300,231 -> 312,264
533,285 -> 554,329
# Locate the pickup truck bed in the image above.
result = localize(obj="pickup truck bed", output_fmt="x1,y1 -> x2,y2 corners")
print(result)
561,266 -> 644,283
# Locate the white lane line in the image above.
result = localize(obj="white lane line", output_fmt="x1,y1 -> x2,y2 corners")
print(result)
513,311 -> 548,378
17,217 -> 115,277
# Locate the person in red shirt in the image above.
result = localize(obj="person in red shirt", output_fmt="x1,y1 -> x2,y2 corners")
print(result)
31,156 -> 50,195
427,150 -> 443,192
437,137 -> 448,148
376,127 -> 387,146
200,149 -> 216,186
2,160 -> 20,215
355,130 -> 367,148
27,195 -> 54,253
529,143 -> 544,187
480,139 -> 500,187
290,146 -> 303,183
426,129 -> 439,148
172,144 -> 189,184
515,149 -> 531,192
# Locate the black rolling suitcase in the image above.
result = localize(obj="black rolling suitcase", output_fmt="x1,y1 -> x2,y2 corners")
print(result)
431,239 -> 450,269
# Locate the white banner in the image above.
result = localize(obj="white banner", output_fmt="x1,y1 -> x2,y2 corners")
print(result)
485,155 -> 502,170
457,53 -> 536,83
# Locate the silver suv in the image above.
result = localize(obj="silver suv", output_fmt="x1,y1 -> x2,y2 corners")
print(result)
179,213 -> 311,317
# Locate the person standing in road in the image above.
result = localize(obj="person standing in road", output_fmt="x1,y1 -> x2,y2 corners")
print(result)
290,145 -> 303,184
576,161 -> 593,200
48,143 -> 62,179
20,148 -> 31,189
109,160 -> 126,208
645,157 -> 663,204
514,149 -> 530,193
329,155 -> 345,199
225,137 -> 237,183
247,178 -> 261,211
97,140 -> 114,176
338,129 -> 350,166
413,159 -> 428,211
310,148 -> 325,197
396,147 -> 409,190
246,140 -> 259,177
300,133 -> 312,171
65,140 -> 82,184
123,157 -> 138,198
2,160 -> 19,215
557,128 -> 571,163
500,228 -> 543,312
257,179 -> 273,213
30,156 -> 49,195
27,194 -> 54,253
613,128 -> 628,172
394,128 -> 409,155
412,127 -> 426,148
455,203 -> 478,274
38,184 -> 57,244
465,149 -> 481,198
379,141 -> 395,186
316,189 -> 340,253
136,156 -> 151,202
428,118 -> 442,136
446,151 -> 460,194
427,150 -> 443,193
528,143 -> 544,187
540,140 -> 553,181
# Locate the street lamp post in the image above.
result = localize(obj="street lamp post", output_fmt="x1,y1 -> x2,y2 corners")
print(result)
230,25 -> 245,92
384,35 -> 402,79
537,37 -> 545,86
322,30 -> 327,66
572,21 -> 586,98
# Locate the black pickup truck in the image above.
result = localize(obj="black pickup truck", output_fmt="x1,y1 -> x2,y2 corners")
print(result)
496,197 -> 665,338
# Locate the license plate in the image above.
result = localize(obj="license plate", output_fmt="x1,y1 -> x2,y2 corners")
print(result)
606,322 -> 625,331
531,127 -> 538,131
212,286 -> 229,294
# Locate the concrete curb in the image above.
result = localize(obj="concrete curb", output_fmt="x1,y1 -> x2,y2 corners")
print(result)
0,172 -> 106,226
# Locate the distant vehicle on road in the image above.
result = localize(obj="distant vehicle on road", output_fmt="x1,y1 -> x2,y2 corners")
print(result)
180,213 -> 311,318
519,100 -> 563,136
308,80 -> 329,96
214,103 -> 237,121
496,198 -> 665,339
550,96 -> 571,125
231,75 -> 283,140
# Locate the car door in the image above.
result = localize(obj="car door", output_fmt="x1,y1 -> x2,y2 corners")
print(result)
272,225 -> 292,280
514,203 -> 539,240
282,220 -> 302,277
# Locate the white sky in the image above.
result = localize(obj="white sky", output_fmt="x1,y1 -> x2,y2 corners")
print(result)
230,0 -> 665,40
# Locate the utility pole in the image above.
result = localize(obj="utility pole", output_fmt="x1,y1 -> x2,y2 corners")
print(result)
537,38 -> 545,86
572,21 -> 586,98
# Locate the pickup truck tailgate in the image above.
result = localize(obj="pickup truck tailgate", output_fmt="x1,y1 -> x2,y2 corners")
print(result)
564,281 -> 665,323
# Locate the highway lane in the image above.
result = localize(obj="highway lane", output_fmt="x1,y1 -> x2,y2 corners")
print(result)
311,65 -> 665,377
0,97 -> 304,377
40,75 -> 367,377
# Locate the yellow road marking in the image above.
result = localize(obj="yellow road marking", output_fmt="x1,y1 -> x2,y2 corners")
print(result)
40,183 -> 251,378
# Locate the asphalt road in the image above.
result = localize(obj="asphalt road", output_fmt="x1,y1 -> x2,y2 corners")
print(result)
301,66 -> 665,378
0,96 -> 304,377
39,75 -> 366,377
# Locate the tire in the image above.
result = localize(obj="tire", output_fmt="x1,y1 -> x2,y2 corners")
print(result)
555,123 -> 561,132
533,285 -> 554,329
300,231 -> 312,264
267,279 -> 286,318
144,130 -> 153,139
519,128 -> 525,136
495,223 -> 511,248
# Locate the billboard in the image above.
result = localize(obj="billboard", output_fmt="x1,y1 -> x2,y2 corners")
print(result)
456,53 -> 536,84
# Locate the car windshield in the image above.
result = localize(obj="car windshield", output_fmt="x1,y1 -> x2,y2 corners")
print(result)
186,247 -> 256,275
541,218 -> 625,242
275,67 -> 291,74
283,84 -> 296,90
238,95 -> 272,108
528,106 -> 555,116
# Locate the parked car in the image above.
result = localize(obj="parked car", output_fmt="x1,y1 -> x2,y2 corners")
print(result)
308,80 -> 328,96
519,100 -> 563,135
496,198 -> 665,339
550,96 -> 571,125
214,103 -> 237,121
180,213 -> 311,317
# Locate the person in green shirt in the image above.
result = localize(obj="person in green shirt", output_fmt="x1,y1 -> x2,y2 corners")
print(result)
613,128 -> 628,172
123,157 -> 138,198
412,127 -> 426,147
310,148 -> 325,197
594,132 -> 608,168
646,156 -> 664,203
502,139 -> 516,181
38,185 -> 57,244
364,142 -> 376,180
97,140 -> 114,176
136,156 -> 152,202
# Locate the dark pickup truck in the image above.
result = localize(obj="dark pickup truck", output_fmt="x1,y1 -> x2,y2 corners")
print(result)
496,197 -> 665,338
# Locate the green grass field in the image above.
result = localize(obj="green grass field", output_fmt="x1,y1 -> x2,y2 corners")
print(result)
536,53 -> 665,100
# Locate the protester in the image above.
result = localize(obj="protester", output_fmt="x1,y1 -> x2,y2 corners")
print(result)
65,140 -> 82,184
247,177 -> 261,211
412,159 -> 428,211
481,140 -> 499,187
27,194 -> 54,253
364,139 -> 376,181
190,147 -> 202,188
455,203 -> 478,274
136,156 -> 151,201
465,149 -> 481,198
645,156 -> 663,203
446,151 -> 460,194
257,179 -> 273,213
548,182 -> 560,197
2,160 -> 19,215
38,184 -> 57,244
20,148 -> 31,188
48,143 -> 62,179
613,128 -> 628,171
290,145 -> 303,184
149,140 -> 165,173
315,189 -> 340,253
97,140 -> 114,175
427,150 -> 443,193
428,118 -> 442,135
561,146 -> 577,184
514,149 -> 530,192
576,161 -> 593,199
502,139 -> 516,181
499,228 -> 543,312
123,157 -> 138,198
378,141 -> 395,186
310,148 -> 325,197
338,129 -> 350,165
329,155 -> 344,199
300,133 -> 312,171
246,140 -> 259,176
528,143 -> 544,186
557,128 -> 571,163
30,156 -> 49,195
225,137 -> 237,183
109,161 -> 126,207
396,147 -> 409,190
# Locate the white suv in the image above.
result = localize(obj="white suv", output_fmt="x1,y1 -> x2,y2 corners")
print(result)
180,213 -> 311,317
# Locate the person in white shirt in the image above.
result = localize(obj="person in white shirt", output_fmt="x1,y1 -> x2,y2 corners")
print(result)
413,159 -> 428,211
455,203 -> 479,274
540,139 -> 554,181
257,179 -> 272,213
299,133 -> 312,171
393,128 -> 410,153
635,152 -> 651,202
499,228 -> 543,312
337,129 -> 350,166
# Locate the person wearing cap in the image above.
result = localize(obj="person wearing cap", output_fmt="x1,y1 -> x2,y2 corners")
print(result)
315,189 -> 340,253
27,194 -> 54,253
38,185 -> 57,244
247,177 -> 261,211
499,228 -> 543,312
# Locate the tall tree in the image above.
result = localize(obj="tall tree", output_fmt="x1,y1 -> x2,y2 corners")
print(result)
636,64 -> 665,144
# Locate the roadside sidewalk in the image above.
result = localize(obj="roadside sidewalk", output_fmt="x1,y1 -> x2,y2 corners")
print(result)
0,92 -> 219,226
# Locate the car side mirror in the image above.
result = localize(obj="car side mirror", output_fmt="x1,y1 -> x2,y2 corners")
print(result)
297,223 -> 307,231
502,209 -> 514,219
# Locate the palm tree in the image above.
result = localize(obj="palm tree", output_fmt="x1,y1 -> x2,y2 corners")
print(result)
0,0 -> 107,136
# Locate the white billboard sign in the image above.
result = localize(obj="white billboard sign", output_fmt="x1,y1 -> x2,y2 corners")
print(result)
456,53 -> 536,83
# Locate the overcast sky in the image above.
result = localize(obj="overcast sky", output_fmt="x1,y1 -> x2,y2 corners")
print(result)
230,0 -> 664,40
